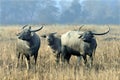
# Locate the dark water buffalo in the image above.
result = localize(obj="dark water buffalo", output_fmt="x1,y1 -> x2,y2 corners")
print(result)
41,32 -> 61,63
61,26 -> 110,66
16,25 -> 43,70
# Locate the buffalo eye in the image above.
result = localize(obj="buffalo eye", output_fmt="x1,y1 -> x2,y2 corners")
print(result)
41,35 -> 47,38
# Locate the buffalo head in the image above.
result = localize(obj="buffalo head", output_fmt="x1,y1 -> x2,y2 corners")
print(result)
17,25 -> 43,41
79,25 -> 110,42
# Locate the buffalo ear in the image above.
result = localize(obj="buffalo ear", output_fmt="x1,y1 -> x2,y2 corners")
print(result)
16,32 -> 20,36
41,34 -> 47,38
78,34 -> 83,38
29,26 -> 31,30
51,32 -> 57,35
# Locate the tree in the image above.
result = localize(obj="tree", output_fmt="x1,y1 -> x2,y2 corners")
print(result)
81,0 -> 120,24
0,0 -> 59,25
59,0 -> 82,24
33,0 -> 59,24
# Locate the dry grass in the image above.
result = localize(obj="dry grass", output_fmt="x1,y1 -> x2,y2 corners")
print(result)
0,25 -> 120,80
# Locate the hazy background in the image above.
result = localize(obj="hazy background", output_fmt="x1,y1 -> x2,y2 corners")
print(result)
0,0 -> 120,25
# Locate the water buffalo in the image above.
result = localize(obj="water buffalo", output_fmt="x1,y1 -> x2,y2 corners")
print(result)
61,26 -> 110,66
41,32 -> 61,63
16,25 -> 43,70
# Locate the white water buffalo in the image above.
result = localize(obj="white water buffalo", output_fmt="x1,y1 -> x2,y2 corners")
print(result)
16,25 -> 43,70
61,26 -> 110,66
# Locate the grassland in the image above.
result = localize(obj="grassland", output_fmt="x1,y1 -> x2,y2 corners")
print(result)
0,25 -> 120,80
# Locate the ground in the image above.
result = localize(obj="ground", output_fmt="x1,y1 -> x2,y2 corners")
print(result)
0,25 -> 120,80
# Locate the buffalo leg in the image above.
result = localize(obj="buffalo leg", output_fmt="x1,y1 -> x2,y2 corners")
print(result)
56,53 -> 60,64
16,52 -> 20,68
20,54 -> 24,67
34,53 -> 38,66
83,55 -> 87,65
64,53 -> 71,64
61,46 -> 71,64
25,55 -> 30,70
61,46 -> 66,63
34,53 -> 38,71
77,56 -> 82,66
89,54 -> 93,67
61,53 -> 71,64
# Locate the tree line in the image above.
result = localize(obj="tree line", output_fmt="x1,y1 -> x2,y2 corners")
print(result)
0,0 -> 120,25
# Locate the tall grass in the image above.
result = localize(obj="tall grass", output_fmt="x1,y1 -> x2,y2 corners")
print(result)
0,25 -> 120,80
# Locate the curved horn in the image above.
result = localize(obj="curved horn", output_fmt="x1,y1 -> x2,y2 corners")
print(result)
22,25 -> 28,29
78,25 -> 84,31
92,25 -> 110,35
30,25 -> 44,32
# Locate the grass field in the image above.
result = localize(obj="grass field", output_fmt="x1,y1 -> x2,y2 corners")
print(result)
0,25 -> 120,80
